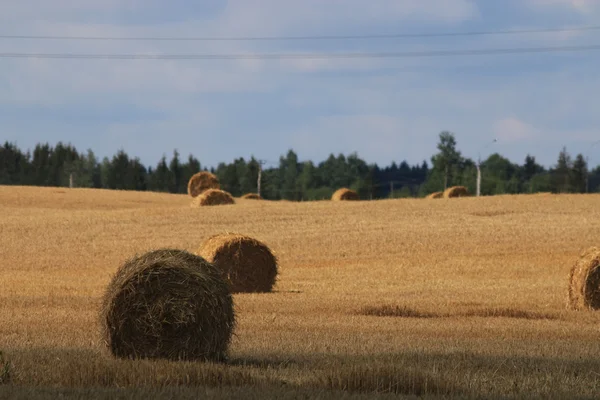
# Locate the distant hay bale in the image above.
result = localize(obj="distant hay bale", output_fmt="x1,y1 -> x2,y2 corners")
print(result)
443,186 -> 469,198
332,188 -> 360,201
192,189 -> 235,207
568,246 -> 600,311
99,249 -> 235,362
187,171 -> 220,198
426,192 -> 443,199
197,233 -> 278,293
241,193 -> 263,200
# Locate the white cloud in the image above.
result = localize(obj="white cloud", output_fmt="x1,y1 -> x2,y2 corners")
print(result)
527,0 -> 597,13
492,118 -> 540,143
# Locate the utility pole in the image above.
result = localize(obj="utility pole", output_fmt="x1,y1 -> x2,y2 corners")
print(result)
476,138 -> 497,197
476,161 -> 481,197
586,155 -> 590,194
69,173 -> 74,189
257,160 -> 265,197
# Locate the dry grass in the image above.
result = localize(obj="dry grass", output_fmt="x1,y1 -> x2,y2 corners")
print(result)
331,188 -> 360,201
359,304 -> 560,320
197,233 -> 278,293
2,186 -> 600,398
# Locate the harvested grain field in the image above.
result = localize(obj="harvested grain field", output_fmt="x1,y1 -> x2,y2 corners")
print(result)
1,185 -> 600,399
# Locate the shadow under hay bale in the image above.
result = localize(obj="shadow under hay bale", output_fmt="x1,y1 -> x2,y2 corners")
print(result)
187,171 -> 220,198
197,233 -> 278,293
192,189 -> 235,207
241,193 -> 263,200
99,249 -> 235,362
443,186 -> 469,198
568,246 -> 600,311
426,191 -> 443,199
331,188 -> 360,201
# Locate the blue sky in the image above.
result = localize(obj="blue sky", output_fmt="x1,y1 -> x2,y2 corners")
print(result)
1,0 -> 600,169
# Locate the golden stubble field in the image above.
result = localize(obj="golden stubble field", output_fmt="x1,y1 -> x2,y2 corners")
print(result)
1,185 -> 600,399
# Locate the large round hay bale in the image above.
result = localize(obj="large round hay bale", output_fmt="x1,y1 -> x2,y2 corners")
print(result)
332,188 -> 360,201
568,246 -> 600,311
241,193 -> 263,200
187,171 -> 220,198
443,186 -> 469,198
426,191 -> 443,199
192,189 -> 235,207
99,249 -> 235,362
197,233 -> 278,293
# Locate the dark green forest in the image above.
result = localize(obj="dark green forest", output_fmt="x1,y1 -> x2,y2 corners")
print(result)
1,132 -> 598,200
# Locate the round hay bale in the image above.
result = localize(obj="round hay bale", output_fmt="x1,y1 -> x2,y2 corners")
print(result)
197,233 -> 278,293
99,249 -> 235,362
241,193 -> 263,200
568,246 -> 600,311
187,171 -> 220,198
426,191 -> 443,199
332,188 -> 360,201
443,186 -> 469,198
192,189 -> 235,207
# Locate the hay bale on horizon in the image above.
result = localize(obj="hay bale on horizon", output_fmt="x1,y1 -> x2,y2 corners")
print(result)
443,186 -> 469,198
187,171 -> 220,198
192,189 -> 235,207
197,233 -> 278,293
241,193 -> 263,200
426,191 -> 443,199
99,249 -> 235,362
332,188 -> 360,201
568,246 -> 600,311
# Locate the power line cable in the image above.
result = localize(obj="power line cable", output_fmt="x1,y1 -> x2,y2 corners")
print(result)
1,25 -> 600,41
1,44 -> 600,60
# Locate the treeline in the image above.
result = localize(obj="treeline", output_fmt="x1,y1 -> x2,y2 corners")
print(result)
421,132 -> 597,195
1,132 -> 599,199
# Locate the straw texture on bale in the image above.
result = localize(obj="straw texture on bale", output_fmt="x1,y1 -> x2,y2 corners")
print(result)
99,249 -> 235,362
443,186 -> 469,198
187,171 -> 220,198
241,193 -> 263,200
197,233 -> 278,293
568,246 -> 600,311
332,188 -> 360,201
426,192 -> 443,199
192,189 -> 235,207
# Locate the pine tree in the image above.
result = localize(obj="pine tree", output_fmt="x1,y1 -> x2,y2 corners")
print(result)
168,150 -> 183,193
552,146 -> 573,193
572,153 -> 588,193
280,150 -> 300,200
150,156 -> 172,192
